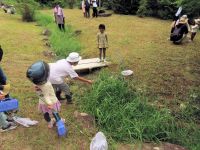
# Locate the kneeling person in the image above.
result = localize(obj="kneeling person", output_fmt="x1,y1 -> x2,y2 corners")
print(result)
49,52 -> 92,104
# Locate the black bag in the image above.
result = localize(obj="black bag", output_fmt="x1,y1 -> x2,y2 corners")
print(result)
170,26 -> 182,41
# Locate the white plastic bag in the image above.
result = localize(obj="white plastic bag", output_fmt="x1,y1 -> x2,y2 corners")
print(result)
13,116 -> 38,127
90,132 -> 108,150
121,70 -> 133,76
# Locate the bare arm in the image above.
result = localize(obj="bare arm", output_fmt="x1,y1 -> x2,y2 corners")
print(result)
74,76 -> 93,84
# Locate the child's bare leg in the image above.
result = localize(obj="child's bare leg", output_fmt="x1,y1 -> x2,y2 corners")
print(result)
99,48 -> 102,60
103,48 -> 106,60
44,112 -> 53,128
191,32 -> 196,41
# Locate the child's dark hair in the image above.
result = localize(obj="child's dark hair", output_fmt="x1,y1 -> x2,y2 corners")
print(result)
99,24 -> 106,30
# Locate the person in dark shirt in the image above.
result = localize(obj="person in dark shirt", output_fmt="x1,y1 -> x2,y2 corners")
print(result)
172,18 -> 189,44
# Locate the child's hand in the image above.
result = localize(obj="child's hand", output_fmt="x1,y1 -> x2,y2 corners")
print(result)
0,94 -> 5,100
48,105 -> 54,110
35,86 -> 40,91
87,80 -> 93,84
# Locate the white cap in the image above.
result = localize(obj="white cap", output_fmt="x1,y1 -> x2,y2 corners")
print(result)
66,52 -> 81,63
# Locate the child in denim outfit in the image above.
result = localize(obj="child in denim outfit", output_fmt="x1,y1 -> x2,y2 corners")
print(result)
0,46 -> 17,132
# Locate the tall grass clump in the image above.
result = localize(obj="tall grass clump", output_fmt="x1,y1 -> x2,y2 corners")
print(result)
78,70 -> 200,149
79,71 -> 174,141
35,12 -> 81,57
35,12 -> 53,26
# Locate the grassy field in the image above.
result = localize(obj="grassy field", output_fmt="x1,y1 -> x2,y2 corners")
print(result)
43,9 -> 200,102
0,8 -> 200,150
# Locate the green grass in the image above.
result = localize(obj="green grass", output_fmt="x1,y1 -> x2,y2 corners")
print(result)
77,70 -> 200,149
1,7 -> 200,149
35,12 -> 81,58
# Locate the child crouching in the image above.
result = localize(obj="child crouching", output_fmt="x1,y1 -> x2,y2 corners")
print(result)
27,61 -> 64,129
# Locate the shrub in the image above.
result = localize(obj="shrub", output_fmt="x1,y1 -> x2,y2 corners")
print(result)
68,0 -> 76,9
21,4 -> 35,22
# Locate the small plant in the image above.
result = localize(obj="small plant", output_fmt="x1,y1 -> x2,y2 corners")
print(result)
21,4 -> 35,22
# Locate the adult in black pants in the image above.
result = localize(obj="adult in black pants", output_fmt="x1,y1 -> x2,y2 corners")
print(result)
92,0 -> 98,18
85,0 -> 90,18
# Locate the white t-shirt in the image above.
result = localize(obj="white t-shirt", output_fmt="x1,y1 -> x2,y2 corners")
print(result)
48,59 -> 78,84
92,0 -> 97,7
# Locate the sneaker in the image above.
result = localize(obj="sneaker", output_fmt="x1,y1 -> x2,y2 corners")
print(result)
0,123 -> 17,132
66,95 -> 73,104
103,59 -> 107,62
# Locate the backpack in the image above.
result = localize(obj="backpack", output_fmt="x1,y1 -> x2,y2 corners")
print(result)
170,26 -> 183,41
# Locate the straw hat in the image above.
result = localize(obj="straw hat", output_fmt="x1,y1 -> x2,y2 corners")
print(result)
179,17 -> 187,24
66,52 -> 82,63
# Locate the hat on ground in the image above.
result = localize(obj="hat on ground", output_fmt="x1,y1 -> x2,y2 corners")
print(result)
66,52 -> 81,63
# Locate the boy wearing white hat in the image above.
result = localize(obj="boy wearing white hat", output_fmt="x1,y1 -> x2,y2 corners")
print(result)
48,52 -> 92,104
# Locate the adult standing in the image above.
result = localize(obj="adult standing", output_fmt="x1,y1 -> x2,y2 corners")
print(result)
92,0 -> 98,18
48,52 -> 92,104
85,0 -> 91,18
81,0 -> 86,17
54,4 -> 65,31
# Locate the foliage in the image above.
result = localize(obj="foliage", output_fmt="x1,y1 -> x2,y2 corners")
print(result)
21,3 -> 35,22
137,0 -> 177,19
35,0 -> 77,8
35,12 -> 81,57
180,0 -> 200,18
103,0 -> 199,19
78,70 -> 200,149
104,0 -> 140,15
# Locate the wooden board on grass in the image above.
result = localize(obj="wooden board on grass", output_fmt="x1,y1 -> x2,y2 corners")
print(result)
73,58 -> 110,73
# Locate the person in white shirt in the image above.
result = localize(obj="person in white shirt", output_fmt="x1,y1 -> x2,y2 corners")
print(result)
49,52 -> 92,104
92,0 -> 98,17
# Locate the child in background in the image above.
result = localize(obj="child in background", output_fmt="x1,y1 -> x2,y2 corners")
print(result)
190,19 -> 200,41
97,24 -> 108,62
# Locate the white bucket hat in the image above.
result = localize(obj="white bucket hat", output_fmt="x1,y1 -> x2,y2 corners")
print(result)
66,52 -> 81,63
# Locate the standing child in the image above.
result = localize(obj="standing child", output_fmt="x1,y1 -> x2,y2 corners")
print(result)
97,24 -> 108,62
190,19 -> 200,41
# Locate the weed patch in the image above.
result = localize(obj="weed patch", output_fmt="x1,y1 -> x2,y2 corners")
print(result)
35,12 -> 81,58
78,70 -> 200,149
